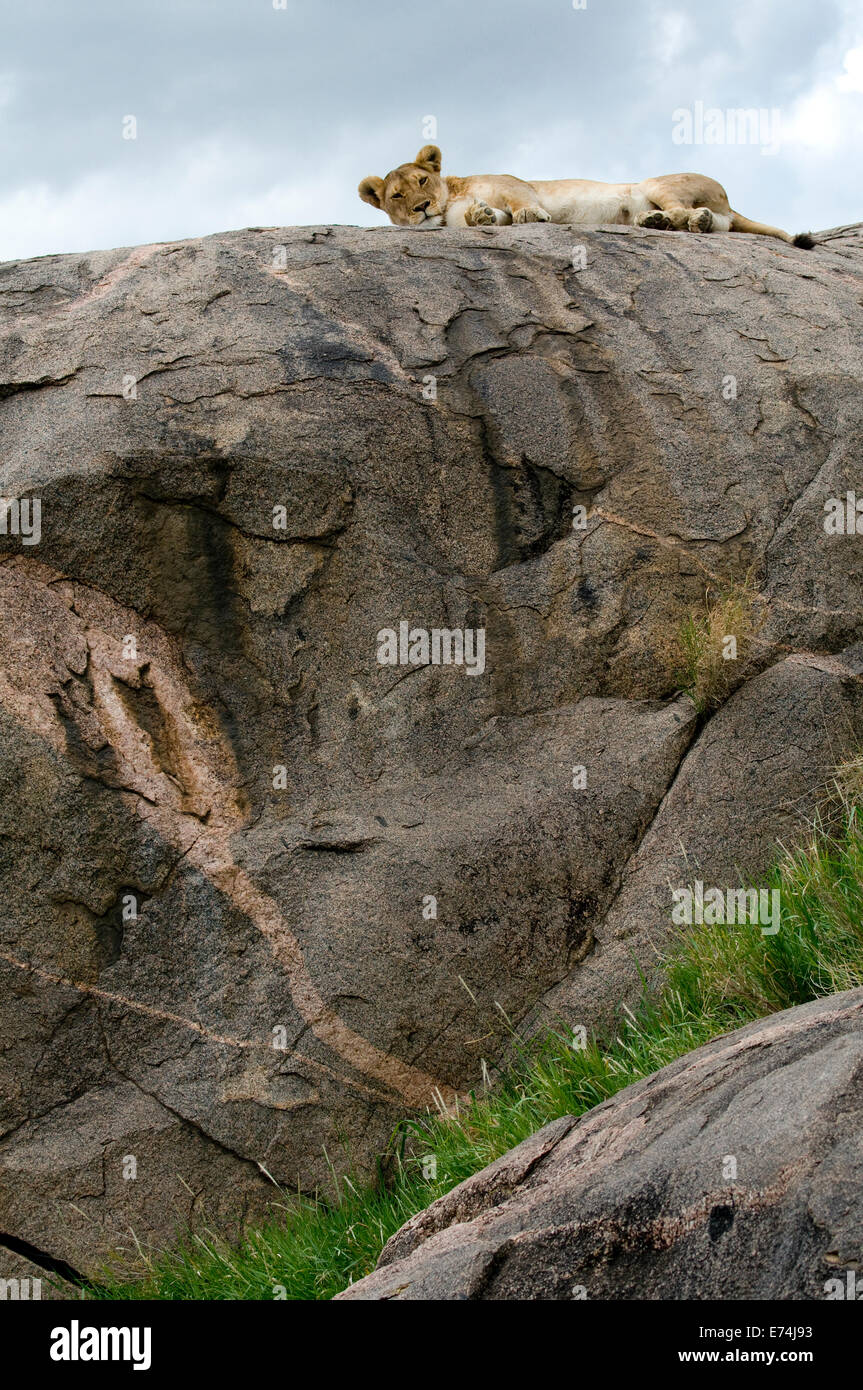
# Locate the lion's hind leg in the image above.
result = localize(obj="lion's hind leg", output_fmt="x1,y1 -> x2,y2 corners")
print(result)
637,175 -> 734,235
687,207 -> 731,233
637,205 -> 731,234
637,209 -> 674,231
637,206 -> 698,232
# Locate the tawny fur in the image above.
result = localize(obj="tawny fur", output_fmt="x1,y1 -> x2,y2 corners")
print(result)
358,147 -> 814,248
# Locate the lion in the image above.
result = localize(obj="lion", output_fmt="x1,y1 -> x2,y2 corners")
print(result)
359,145 -> 815,248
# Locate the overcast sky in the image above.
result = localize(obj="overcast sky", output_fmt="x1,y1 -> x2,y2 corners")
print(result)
0,0 -> 860,260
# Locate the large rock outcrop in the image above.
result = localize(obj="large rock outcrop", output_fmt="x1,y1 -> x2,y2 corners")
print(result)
1,220 -> 862,1276
337,988 -> 863,1300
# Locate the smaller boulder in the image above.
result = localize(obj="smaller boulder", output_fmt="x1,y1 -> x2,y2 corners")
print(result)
336,989 -> 863,1299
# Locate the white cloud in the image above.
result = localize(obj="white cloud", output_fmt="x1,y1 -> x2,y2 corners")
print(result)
837,44 -> 863,92
653,11 -> 694,67
784,41 -> 863,150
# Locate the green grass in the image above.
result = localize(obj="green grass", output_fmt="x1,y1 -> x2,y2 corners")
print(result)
90,769 -> 863,1301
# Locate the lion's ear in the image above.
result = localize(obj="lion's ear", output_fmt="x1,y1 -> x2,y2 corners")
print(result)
414,145 -> 442,174
358,175 -> 385,208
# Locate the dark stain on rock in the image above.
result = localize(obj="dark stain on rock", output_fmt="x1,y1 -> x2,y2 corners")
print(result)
574,577 -> 600,612
708,1204 -> 735,1242
565,892 -> 598,961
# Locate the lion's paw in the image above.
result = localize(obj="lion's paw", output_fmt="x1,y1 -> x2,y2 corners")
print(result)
688,207 -> 714,233
465,200 -> 497,226
513,205 -> 550,224
639,211 -> 673,230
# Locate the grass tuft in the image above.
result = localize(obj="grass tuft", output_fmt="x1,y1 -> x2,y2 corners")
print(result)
675,575 -> 761,712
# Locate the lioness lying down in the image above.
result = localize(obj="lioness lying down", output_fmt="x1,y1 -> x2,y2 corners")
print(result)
359,144 -> 814,248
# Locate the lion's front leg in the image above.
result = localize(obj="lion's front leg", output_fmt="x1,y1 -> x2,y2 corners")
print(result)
464,199 -> 509,226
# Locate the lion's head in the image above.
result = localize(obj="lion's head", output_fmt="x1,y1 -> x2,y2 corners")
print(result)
358,145 -> 447,227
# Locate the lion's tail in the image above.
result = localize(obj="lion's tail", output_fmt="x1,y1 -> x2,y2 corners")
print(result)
730,211 -> 815,249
